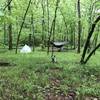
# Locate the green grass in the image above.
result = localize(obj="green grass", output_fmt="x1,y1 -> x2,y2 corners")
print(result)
0,50 -> 100,99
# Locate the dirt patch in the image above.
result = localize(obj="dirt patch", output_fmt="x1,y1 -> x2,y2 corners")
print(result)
49,67 -> 63,73
43,89 -> 76,100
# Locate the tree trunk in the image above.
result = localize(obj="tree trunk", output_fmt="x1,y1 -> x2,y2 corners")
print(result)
3,0 -> 12,11
51,0 -> 60,57
8,0 -> 12,50
84,43 -> 100,64
47,0 -> 60,57
15,0 -> 32,53
41,0 -> 45,50
47,0 -> 50,54
60,9 -> 67,29
80,16 -> 100,64
87,2 -> 94,53
31,14 -> 35,51
73,31 -> 76,49
77,0 -> 81,53
4,22 -> 7,45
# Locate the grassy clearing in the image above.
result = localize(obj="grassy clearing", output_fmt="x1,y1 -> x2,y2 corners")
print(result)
0,50 -> 100,99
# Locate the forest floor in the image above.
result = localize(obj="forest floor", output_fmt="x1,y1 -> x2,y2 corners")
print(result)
0,50 -> 100,100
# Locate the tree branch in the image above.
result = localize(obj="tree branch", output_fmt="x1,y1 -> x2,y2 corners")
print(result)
80,15 -> 100,64
3,0 -> 12,11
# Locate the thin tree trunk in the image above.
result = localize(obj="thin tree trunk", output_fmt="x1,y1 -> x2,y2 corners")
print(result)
16,17 -> 19,35
73,31 -> 76,49
70,25 -> 73,49
84,43 -> 100,64
77,0 -> 81,53
60,9 -> 67,31
47,0 -> 50,54
15,0 -> 32,53
8,24 -> 12,50
8,0 -> 12,50
48,21 -> 54,53
74,3 -> 77,49
48,0 -> 60,56
51,0 -> 60,57
87,2 -> 94,53
3,0 -> 12,11
41,0 -> 45,50
4,22 -> 6,45
80,16 -> 100,64
31,13 -> 35,51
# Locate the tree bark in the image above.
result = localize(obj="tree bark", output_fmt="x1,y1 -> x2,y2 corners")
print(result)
80,15 -> 100,64
77,0 -> 82,53
41,0 -> 45,50
8,0 -> 12,50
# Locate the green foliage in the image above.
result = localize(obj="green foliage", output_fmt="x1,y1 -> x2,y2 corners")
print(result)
0,51 -> 100,99
0,0 -> 100,98
0,0 -> 99,47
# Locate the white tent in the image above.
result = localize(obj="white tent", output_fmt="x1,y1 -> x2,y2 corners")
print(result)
20,44 -> 32,53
